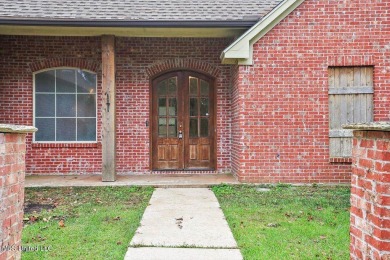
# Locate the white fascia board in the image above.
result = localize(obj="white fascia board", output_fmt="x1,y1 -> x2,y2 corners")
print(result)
221,0 -> 305,65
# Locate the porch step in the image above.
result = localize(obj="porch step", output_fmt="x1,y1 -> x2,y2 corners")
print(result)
24,173 -> 240,188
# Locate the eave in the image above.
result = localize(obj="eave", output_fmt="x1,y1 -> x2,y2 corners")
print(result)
0,20 -> 254,38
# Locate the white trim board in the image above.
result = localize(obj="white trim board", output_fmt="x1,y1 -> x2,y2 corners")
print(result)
220,0 -> 305,65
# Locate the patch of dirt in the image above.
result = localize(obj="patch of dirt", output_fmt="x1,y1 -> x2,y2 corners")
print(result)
24,203 -> 55,214
175,217 -> 183,229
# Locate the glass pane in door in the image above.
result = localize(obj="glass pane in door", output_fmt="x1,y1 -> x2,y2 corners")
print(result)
189,118 -> 198,137
168,98 -> 177,116
168,78 -> 177,95
158,80 -> 167,96
189,77 -> 198,96
200,98 -> 209,116
158,98 -> 166,116
168,118 -> 177,137
200,80 -> 209,96
189,98 -> 198,116
158,117 -> 167,137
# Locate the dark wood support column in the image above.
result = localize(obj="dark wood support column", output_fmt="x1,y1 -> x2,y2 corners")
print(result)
101,35 -> 116,182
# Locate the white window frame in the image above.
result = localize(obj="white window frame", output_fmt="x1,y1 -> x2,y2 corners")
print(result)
33,67 -> 98,143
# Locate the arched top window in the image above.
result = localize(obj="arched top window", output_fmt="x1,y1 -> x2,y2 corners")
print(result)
33,68 -> 97,142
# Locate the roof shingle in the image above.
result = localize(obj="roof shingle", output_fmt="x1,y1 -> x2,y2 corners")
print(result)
0,0 -> 282,22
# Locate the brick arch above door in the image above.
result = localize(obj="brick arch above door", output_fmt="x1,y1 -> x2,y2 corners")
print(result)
146,58 -> 220,79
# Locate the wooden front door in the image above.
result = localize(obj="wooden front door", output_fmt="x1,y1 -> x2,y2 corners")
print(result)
151,71 -> 215,170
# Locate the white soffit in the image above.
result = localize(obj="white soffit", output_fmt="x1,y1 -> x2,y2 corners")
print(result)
0,25 -> 247,38
220,0 -> 305,65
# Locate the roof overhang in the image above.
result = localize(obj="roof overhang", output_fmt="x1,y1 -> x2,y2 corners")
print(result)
0,20 -> 254,38
220,0 -> 305,65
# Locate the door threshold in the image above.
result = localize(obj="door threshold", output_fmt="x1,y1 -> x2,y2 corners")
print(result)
152,169 -> 215,172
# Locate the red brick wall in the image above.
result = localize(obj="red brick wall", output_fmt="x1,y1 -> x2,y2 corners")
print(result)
234,0 -> 390,182
115,37 -> 232,173
230,65 -> 242,179
1,1 -> 389,182
0,36 -> 232,174
350,130 -> 390,259
0,36 -> 103,175
0,133 -> 27,260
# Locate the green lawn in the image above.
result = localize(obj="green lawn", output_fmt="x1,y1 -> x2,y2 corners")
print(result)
22,186 -> 153,260
213,184 -> 350,260
22,185 -> 350,259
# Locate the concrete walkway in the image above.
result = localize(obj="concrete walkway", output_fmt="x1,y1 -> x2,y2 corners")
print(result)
125,188 -> 242,260
25,174 -> 239,188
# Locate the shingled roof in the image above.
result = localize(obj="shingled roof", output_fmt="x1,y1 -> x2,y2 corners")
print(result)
0,0 -> 282,23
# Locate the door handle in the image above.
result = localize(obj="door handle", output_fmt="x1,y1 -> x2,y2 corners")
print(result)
178,130 -> 183,139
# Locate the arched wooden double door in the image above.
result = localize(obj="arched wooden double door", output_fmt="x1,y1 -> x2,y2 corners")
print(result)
151,71 -> 215,170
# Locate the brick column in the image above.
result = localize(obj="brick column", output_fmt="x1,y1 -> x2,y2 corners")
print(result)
0,124 -> 36,260
344,122 -> 390,260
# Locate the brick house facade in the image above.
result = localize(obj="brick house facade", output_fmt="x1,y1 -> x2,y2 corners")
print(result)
0,37 -> 233,175
226,0 -> 390,183
0,0 -> 389,183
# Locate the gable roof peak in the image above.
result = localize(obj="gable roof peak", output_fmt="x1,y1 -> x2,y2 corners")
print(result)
221,0 -> 305,65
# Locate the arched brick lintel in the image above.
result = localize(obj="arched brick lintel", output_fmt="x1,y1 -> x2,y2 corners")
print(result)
146,58 -> 220,79
28,58 -> 100,73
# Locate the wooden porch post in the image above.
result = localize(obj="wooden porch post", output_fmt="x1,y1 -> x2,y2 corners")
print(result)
101,35 -> 116,182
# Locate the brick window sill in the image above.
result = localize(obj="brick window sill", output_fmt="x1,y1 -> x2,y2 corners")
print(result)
32,143 -> 101,148
329,157 -> 352,164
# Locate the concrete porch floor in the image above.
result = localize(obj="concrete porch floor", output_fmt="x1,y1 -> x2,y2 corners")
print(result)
24,173 -> 240,188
